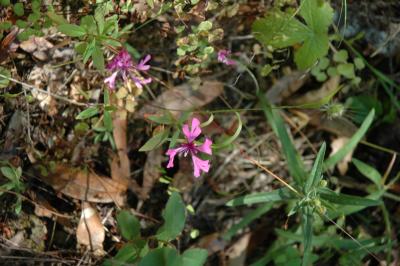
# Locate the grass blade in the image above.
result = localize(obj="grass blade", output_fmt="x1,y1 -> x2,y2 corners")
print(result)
304,142 -> 326,193
323,109 -> 375,170
226,188 -> 295,206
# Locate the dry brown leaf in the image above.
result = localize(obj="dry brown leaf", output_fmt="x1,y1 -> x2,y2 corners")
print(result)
266,71 -> 307,104
286,76 -> 340,106
330,137 -> 354,175
226,233 -> 251,266
137,80 -> 224,118
40,164 -> 127,206
308,111 -> 358,137
76,202 -> 105,255
196,232 -> 226,255
20,36 -> 54,61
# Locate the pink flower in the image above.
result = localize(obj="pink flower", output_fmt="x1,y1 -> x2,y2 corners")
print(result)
104,49 -> 152,90
217,49 -> 236,66
166,118 -> 213,178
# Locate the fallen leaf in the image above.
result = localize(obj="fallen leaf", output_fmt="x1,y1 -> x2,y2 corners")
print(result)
266,71 -> 307,104
20,36 -> 54,61
76,202 -> 105,255
40,164 -> 127,206
137,80 -> 224,118
330,137 -> 354,175
226,233 -> 251,266
136,148 -> 163,200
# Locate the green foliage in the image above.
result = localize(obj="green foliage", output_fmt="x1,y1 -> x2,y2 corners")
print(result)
0,165 -> 25,214
0,67 -> 11,88
156,191 -> 186,241
253,0 -> 334,70
106,192 -> 207,266
139,128 -> 170,152
117,210 -> 141,240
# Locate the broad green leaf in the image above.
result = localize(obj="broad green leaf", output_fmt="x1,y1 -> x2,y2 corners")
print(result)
226,188 -> 295,206
0,0 -> 10,6
318,188 -> 381,206
0,67 -> 11,88
252,10 -> 308,49
181,249 -> 208,266
333,50 -> 349,63
299,0 -> 334,33
58,24 -> 86,37
352,159 -> 382,188
304,142 -> 326,193
337,63 -> 355,79
1,166 -> 16,182
104,241 -> 145,266
198,21 -> 212,32
94,7 -> 105,33
103,110 -> 113,131
223,203 -> 273,240
92,45 -> 105,70
259,93 -> 307,184
13,3 -> 24,16
294,33 -> 329,70
76,106 -> 99,120
0,21 -> 12,30
324,109 -> 375,170
139,129 -> 170,152
212,112 -> 242,149
138,247 -> 180,266
156,192 -> 186,241
80,15 -> 97,33
117,210 -> 140,240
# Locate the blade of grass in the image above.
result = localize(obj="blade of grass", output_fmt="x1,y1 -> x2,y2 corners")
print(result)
323,109 -> 374,170
258,92 -> 307,185
226,188 -> 295,206
304,142 -> 326,193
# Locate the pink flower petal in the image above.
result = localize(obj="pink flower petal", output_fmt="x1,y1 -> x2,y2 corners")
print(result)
191,155 -> 210,178
196,138 -> 212,155
166,148 -> 179,168
104,71 -> 118,89
137,54 -> 151,71
183,118 -> 202,143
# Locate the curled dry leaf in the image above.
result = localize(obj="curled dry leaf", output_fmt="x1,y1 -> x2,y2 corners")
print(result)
226,233 -> 251,266
137,80 -> 224,118
76,202 -> 105,255
40,164 -> 127,206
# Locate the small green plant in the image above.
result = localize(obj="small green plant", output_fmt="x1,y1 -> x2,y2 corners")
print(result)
104,192 -> 208,266
0,164 -> 25,214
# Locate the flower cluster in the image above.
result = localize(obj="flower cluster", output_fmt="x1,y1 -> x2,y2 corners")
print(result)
217,49 -> 236,66
166,118 -> 212,178
104,49 -> 152,90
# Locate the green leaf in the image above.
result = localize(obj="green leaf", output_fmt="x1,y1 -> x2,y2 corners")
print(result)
319,188 -> 381,206
47,9 -> 68,25
323,109 -> 375,170
337,63 -> 355,79
76,106 -> 99,120
198,21 -> 212,32
0,21 -> 12,30
13,3 -> 24,16
259,93 -> 307,184
354,58 -> 365,70
252,10 -> 308,49
212,112 -> 242,149
333,50 -> 349,63
181,249 -> 208,266
104,242 -> 142,265
0,0 -> 10,6
138,247 -> 180,266
299,0 -> 334,33
80,15 -> 97,33
156,192 -> 186,241
1,166 -> 16,182
226,188 -> 295,206
294,33 -> 329,70
304,142 -> 326,193
0,67 -> 11,88
302,207 -> 313,266
352,158 -> 382,188
139,129 -> 170,152
94,7 -> 105,33
147,113 -> 175,125
83,39 -> 96,64
117,210 -> 140,240
92,45 -> 105,70
223,203 -> 273,240
103,110 -> 113,131
58,24 -> 86,37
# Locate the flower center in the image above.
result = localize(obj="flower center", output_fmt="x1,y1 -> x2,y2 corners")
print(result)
181,142 -> 197,157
